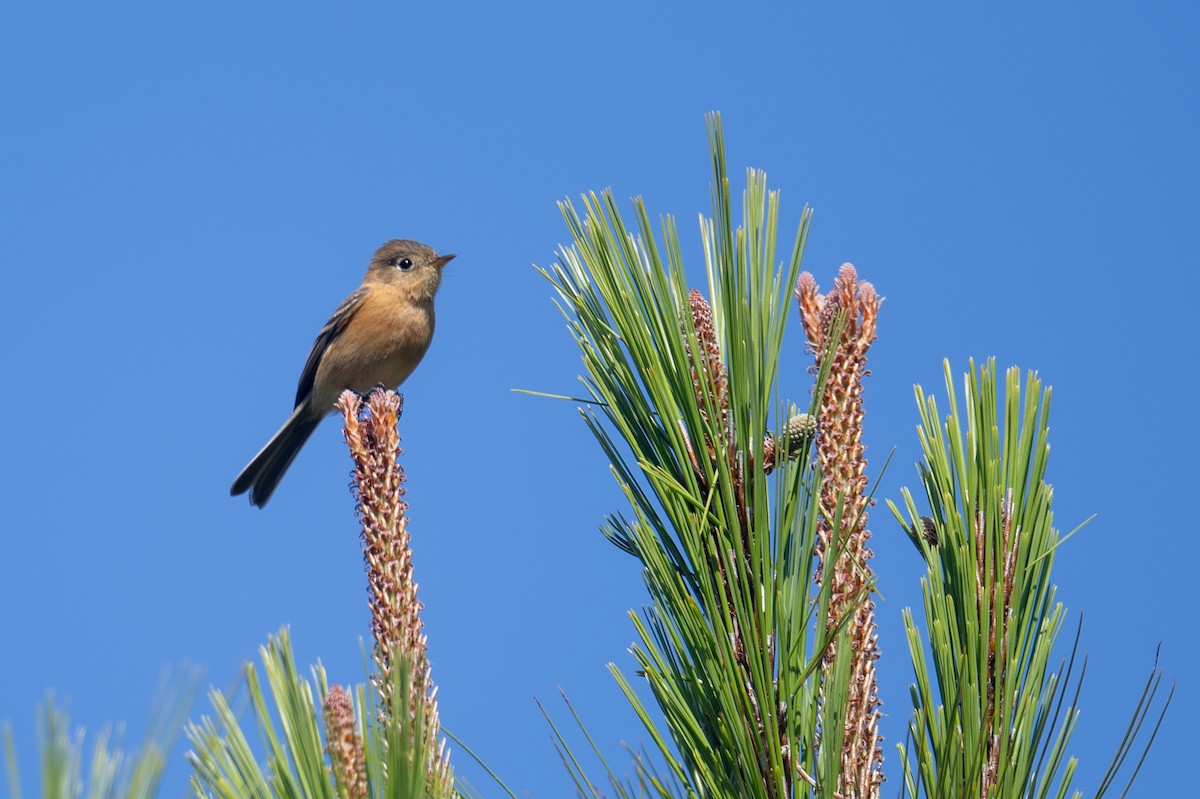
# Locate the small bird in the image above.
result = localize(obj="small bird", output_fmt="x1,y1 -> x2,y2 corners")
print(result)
231,239 -> 455,507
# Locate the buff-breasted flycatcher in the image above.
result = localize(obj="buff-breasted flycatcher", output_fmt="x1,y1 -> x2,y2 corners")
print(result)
231,239 -> 455,507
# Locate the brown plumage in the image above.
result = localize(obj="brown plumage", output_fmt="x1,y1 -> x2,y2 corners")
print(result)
231,239 -> 455,507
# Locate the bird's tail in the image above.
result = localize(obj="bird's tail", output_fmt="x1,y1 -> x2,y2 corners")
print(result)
230,404 -> 322,508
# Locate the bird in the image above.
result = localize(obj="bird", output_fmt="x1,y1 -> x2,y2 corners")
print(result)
231,239 -> 455,507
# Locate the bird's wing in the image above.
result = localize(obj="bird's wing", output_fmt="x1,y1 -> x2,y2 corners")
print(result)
294,286 -> 369,408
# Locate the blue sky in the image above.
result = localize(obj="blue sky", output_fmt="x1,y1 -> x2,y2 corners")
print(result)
1,3 -> 1196,796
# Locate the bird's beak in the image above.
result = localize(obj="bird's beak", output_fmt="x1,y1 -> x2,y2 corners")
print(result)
433,253 -> 456,269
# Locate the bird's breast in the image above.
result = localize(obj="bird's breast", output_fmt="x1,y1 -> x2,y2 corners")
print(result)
313,290 -> 436,407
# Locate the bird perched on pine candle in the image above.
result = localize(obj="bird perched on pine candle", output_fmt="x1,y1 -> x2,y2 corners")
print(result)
231,239 -> 455,507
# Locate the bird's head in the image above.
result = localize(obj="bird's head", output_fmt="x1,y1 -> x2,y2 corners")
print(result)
366,239 -> 455,300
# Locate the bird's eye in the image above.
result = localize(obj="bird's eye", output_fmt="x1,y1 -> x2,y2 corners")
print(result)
395,257 -> 413,271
